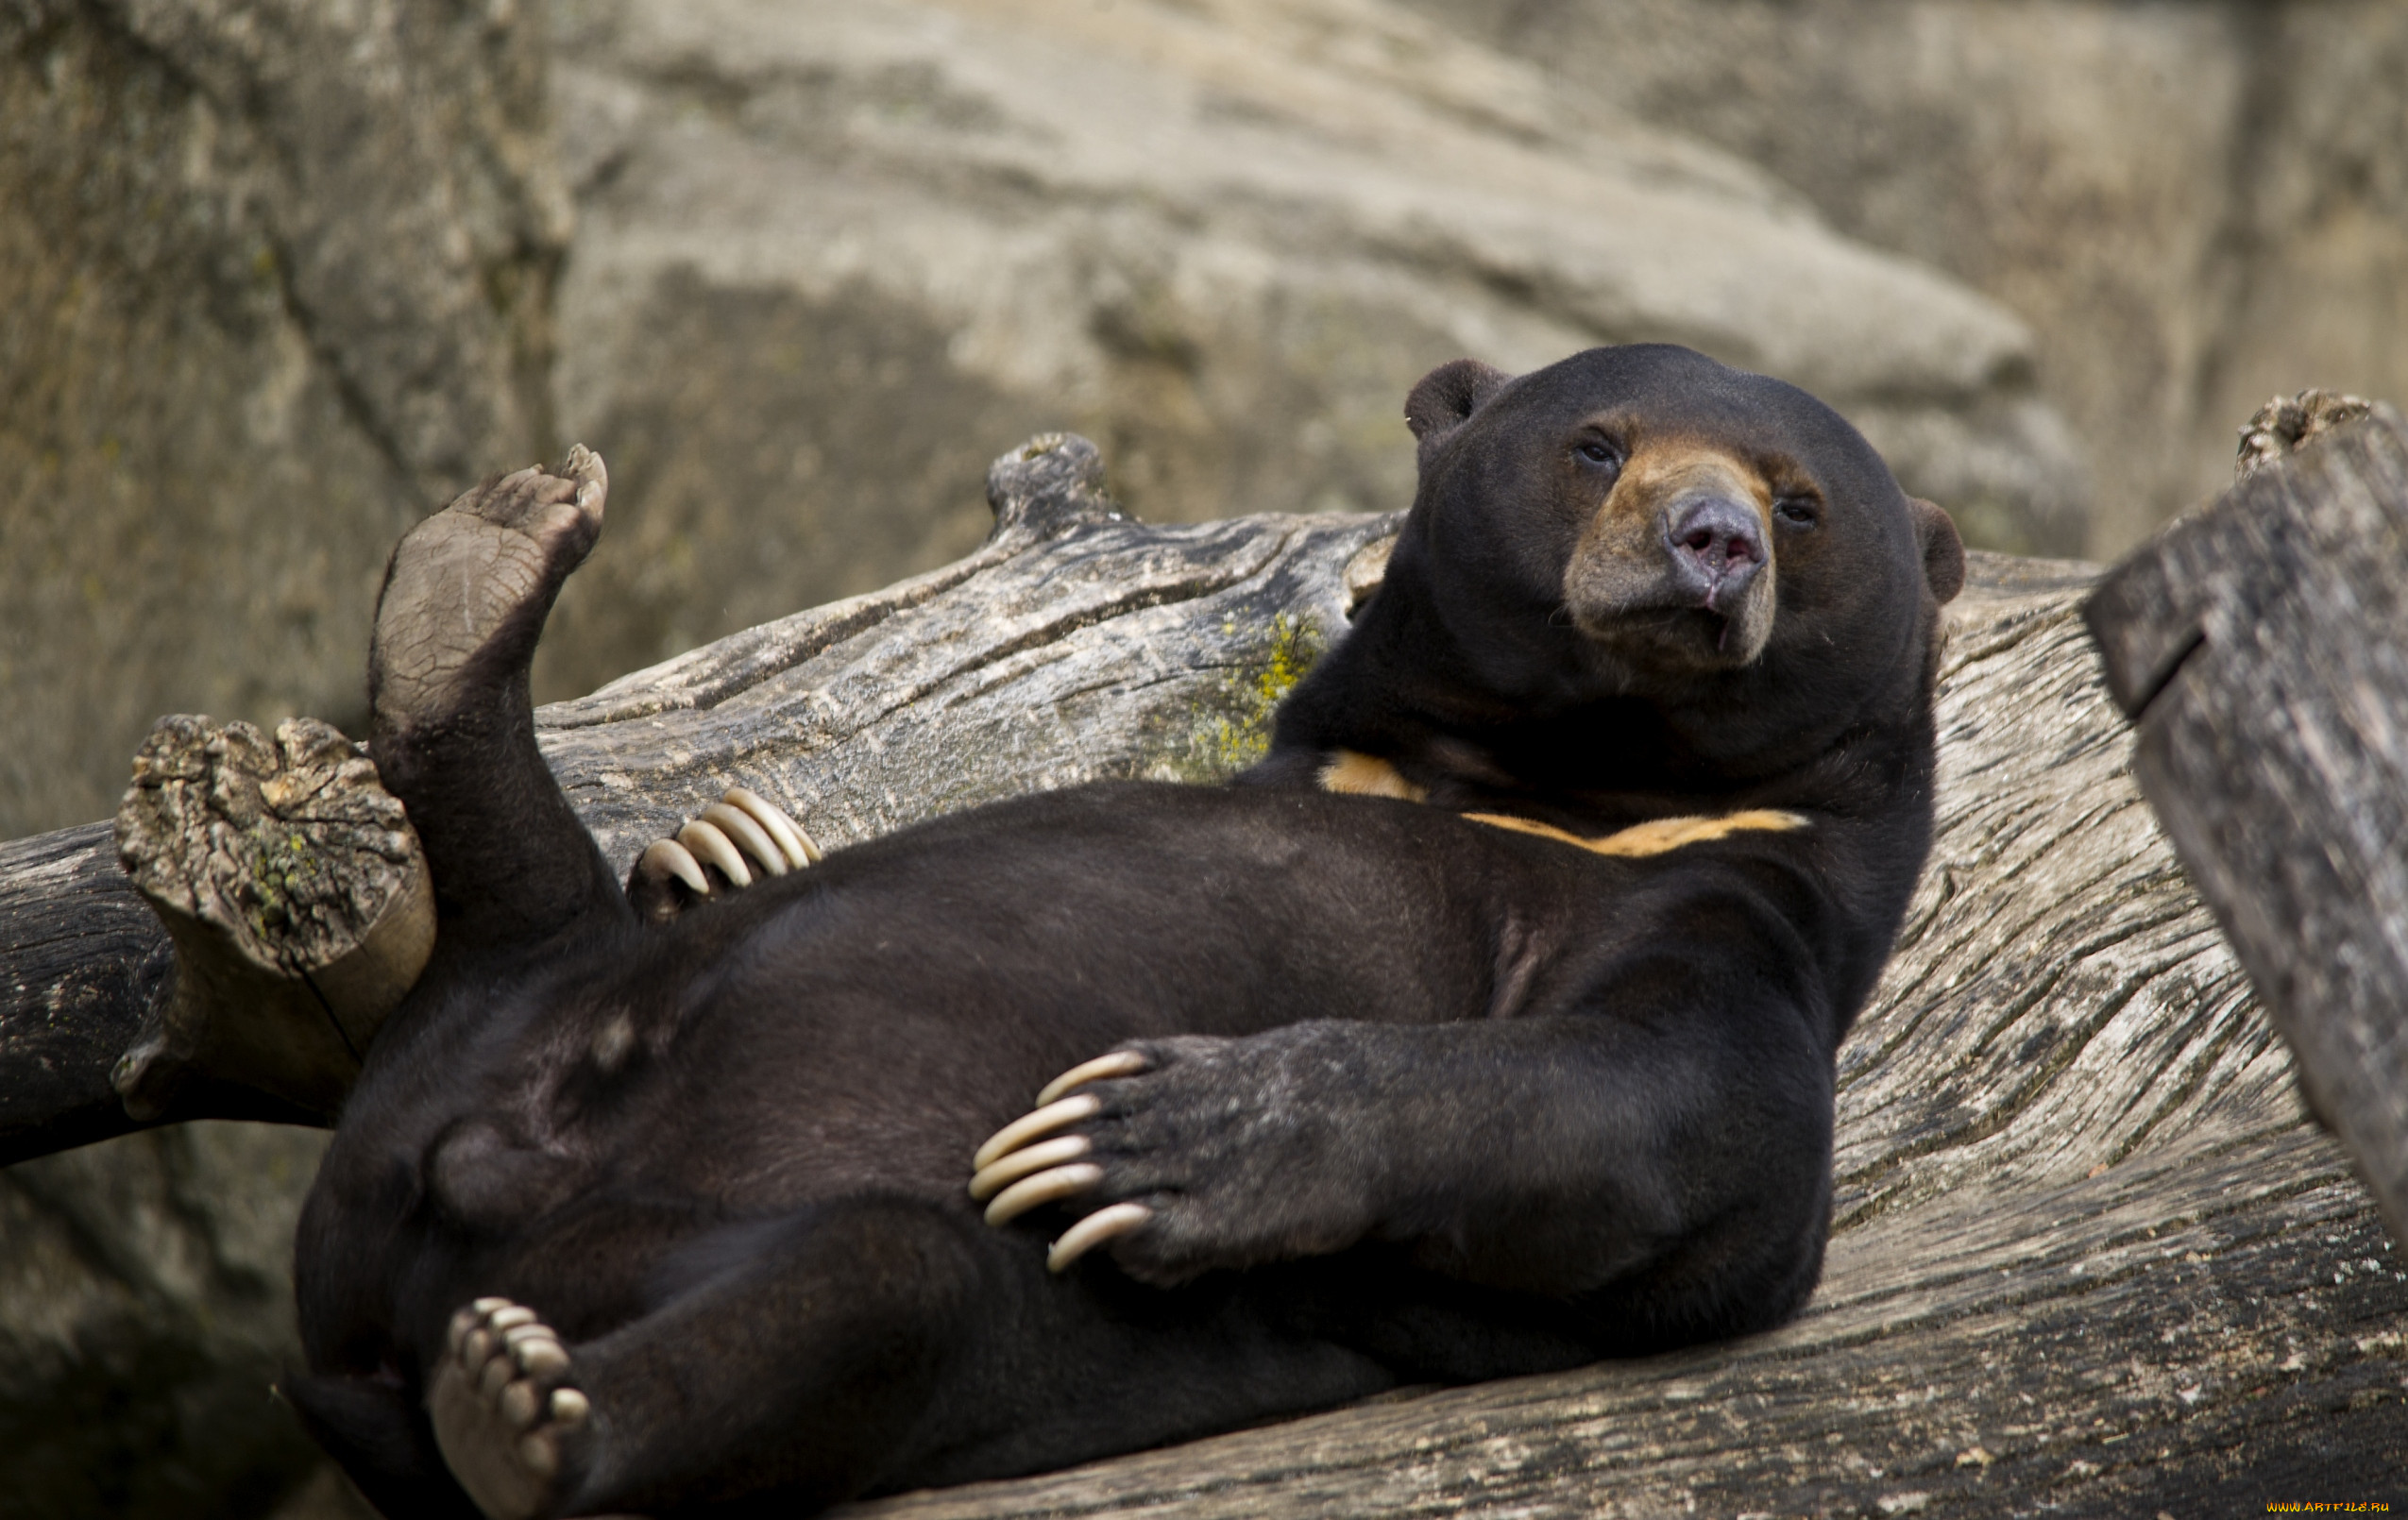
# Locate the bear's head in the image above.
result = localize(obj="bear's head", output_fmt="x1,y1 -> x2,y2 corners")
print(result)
1386,344 -> 1963,773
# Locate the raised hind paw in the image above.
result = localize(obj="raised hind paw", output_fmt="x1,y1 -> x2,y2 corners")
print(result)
429,1298 -> 592,1520
371,448 -> 608,740
628,786 -> 820,922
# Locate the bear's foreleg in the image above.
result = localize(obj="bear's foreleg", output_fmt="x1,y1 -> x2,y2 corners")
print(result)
971,1011 -> 1833,1347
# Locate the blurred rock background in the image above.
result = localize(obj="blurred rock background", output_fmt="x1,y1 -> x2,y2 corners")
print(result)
2,0 -> 2403,1515
16,0 -> 2408,853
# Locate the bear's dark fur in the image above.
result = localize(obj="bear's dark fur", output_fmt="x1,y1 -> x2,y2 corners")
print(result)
286,344 -> 1963,1518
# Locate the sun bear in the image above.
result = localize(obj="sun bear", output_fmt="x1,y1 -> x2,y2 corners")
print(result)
285,343 -> 1964,1518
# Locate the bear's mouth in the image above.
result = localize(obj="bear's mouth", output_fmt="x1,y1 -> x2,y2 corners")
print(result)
1567,593 -> 1774,677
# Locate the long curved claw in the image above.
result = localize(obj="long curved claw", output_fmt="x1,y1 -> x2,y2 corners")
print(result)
968,1133 -> 1092,1202
1036,1050 -> 1150,1106
1048,1203 -> 1152,1273
507,1331 -> 568,1380
969,1059 -> 1164,1267
637,838 -> 711,898
630,785 -> 820,922
677,819 -> 751,888
982,1162 -> 1105,1226
702,802 -> 787,877
725,786 -> 820,867
971,1093 -> 1100,1173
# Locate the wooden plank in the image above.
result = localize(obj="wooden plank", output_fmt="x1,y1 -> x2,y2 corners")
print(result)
2088,405 -> 2408,1251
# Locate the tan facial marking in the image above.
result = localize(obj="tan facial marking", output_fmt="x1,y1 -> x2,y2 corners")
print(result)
1319,751 -> 1428,802
1462,809 -> 1807,857
1600,437 -> 1774,533
1565,433 -> 1788,666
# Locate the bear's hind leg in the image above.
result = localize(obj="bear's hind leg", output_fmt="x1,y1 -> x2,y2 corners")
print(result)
369,450 -> 628,953
429,1198 -> 990,1518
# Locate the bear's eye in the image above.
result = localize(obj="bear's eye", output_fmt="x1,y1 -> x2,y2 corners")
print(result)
1573,440 -> 1621,470
1774,497 -> 1820,527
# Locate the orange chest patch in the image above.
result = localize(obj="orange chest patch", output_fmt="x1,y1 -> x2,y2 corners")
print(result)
1317,750 -> 1807,858
1317,750 -> 1430,802
1457,808 -> 1807,857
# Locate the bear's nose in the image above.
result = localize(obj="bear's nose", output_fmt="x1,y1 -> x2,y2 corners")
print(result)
1665,498 -> 1766,610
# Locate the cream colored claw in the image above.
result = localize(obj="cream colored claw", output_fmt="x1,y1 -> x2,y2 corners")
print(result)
969,1134 -> 1092,1202
638,838 -> 711,897
503,1324 -> 568,1379
1047,1203 -> 1153,1273
725,786 -> 820,867
972,1093 -> 1100,1173
677,819 -> 751,887
982,1162 -> 1104,1226
1036,1050 -> 1150,1106
702,801 -> 787,877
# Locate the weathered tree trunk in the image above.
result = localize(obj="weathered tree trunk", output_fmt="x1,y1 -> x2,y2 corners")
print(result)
0,436 -> 1390,1163
833,552 -> 2408,1517
2089,399 -> 2408,1253
2,433 -> 2402,1511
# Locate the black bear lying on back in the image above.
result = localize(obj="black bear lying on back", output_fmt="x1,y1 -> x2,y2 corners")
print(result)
286,344 -> 1964,1518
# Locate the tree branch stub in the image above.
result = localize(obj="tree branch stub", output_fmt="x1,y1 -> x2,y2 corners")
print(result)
110,714 -> 432,1123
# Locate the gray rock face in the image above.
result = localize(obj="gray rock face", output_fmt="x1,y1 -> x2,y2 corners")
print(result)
8,0 -> 2405,839
533,0 -> 2087,701
0,0 -> 567,842
1410,0 -> 2408,558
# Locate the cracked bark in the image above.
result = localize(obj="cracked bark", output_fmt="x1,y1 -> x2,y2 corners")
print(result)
1,432 -> 2401,1512
2089,402 -> 2408,1255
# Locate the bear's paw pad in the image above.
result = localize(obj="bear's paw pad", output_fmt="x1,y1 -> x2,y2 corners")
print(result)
429,1297 -> 588,1520
373,449 -> 608,731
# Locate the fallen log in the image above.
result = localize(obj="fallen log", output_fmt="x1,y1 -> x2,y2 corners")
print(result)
0,432 -> 2401,1511
0,436 -> 1388,1163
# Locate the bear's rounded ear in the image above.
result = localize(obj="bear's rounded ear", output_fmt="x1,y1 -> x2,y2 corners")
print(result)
1404,359 -> 1513,468
1909,498 -> 1965,604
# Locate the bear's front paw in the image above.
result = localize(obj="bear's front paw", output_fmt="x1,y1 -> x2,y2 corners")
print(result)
968,1030 -> 1382,1284
628,787 -> 820,922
